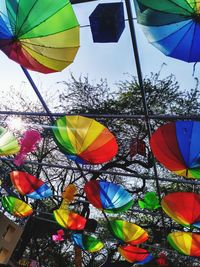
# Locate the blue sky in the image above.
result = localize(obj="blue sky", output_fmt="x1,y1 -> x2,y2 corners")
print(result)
1,0 -> 199,102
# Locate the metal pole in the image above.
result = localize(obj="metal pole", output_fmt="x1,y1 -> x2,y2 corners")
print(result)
125,0 -> 166,233
21,66 -> 54,123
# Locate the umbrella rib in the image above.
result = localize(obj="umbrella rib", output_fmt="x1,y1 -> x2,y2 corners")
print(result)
151,20 -> 194,54
21,40 -> 79,49
21,43 -> 74,63
159,0 -> 194,14
17,2 -> 71,38
16,0 -> 38,36
188,22 -> 197,61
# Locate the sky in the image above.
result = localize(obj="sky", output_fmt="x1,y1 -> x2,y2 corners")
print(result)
1,0 -> 199,104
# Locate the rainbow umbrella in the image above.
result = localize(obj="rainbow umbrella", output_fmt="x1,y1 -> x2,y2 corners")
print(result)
109,219 -> 148,245
161,192 -> 200,228
72,233 -> 104,252
118,244 -> 153,264
0,0 -> 79,73
150,121 -> 200,179
53,208 -> 87,230
168,232 -> 200,256
84,180 -> 134,214
135,0 -> 200,62
0,127 -> 19,156
10,171 -> 52,199
52,115 -> 118,164
1,196 -> 33,218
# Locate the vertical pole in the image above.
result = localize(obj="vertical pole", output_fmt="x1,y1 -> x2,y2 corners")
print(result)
125,0 -> 166,233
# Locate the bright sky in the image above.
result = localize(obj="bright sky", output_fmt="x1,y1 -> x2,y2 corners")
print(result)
1,0 -> 199,104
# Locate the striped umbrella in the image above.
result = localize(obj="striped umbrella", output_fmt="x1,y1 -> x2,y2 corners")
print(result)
0,0 -> 79,73
1,196 -> 33,218
72,233 -> 104,252
109,219 -> 148,245
168,232 -> 200,256
52,115 -> 118,164
161,192 -> 200,229
84,180 -> 134,214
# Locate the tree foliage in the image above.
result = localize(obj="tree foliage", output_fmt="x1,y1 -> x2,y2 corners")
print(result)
0,72 -> 200,267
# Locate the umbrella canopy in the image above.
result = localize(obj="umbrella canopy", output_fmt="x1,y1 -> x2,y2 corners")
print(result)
167,232 -> 200,256
52,115 -> 118,164
53,208 -> 87,230
135,0 -> 200,62
109,219 -> 148,245
72,233 -> 104,252
150,121 -> 200,179
1,196 -> 33,217
10,171 -> 52,199
161,192 -> 200,228
0,0 -> 79,73
118,244 -> 153,264
84,180 -> 134,214
0,126 -> 19,156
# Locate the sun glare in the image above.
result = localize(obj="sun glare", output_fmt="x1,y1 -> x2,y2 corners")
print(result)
7,117 -> 25,132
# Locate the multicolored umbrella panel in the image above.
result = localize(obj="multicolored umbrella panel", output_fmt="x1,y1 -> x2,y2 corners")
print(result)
135,0 -> 200,62
52,115 -> 118,165
168,232 -> 200,256
161,192 -> 200,229
150,121 -> 200,179
1,196 -> 33,218
84,180 -> 134,214
72,233 -> 104,252
109,219 -> 148,245
118,244 -> 153,264
53,208 -> 87,231
0,0 -> 79,73
0,126 -> 19,156
10,171 -> 52,199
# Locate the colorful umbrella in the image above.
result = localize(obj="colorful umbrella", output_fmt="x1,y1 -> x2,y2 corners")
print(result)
0,126 -> 19,156
10,171 -> 52,199
0,0 -> 79,73
84,180 -> 134,214
1,196 -> 33,217
52,115 -> 118,164
118,244 -> 153,264
161,192 -> 200,228
150,121 -> 200,179
53,208 -> 87,230
135,0 -> 200,62
109,219 -> 148,245
167,232 -> 200,256
72,233 -> 104,252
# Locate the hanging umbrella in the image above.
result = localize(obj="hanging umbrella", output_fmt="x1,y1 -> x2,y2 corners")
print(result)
135,0 -> 200,62
52,115 -> 118,164
150,121 -> 200,179
109,219 -> 148,245
161,192 -> 200,228
1,196 -> 33,218
118,244 -> 153,264
0,126 -> 19,156
72,233 -> 104,252
0,0 -> 79,73
167,232 -> 200,256
84,180 -> 134,214
53,208 -> 87,230
10,171 -> 52,199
